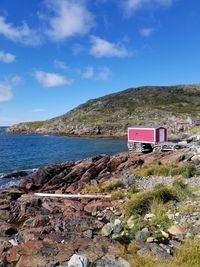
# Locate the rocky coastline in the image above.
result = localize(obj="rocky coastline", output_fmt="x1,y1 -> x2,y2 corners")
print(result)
0,139 -> 200,266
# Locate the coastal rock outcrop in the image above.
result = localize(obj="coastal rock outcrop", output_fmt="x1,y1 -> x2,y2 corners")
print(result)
0,146 -> 200,266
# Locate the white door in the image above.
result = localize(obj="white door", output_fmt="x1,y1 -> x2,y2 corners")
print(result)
159,129 -> 165,142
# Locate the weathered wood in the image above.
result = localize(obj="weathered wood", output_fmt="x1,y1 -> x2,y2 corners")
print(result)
34,193 -> 111,199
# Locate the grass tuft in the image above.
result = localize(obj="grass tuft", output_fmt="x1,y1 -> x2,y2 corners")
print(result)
83,179 -> 123,193
125,184 -> 180,217
134,163 -> 198,178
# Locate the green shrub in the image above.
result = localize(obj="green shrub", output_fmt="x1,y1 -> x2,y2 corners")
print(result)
83,184 -> 102,193
127,184 -> 140,194
169,165 -> 197,178
149,199 -> 173,229
172,179 -> 192,200
101,180 -> 123,192
125,184 -> 179,217
26,121 -> 45,129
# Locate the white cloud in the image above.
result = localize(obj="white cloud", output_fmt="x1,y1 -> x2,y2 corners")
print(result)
0,84 -> 12,101
122,0 -> 173,15
42,0 -> 94,41
0,50 -> 16,63
81,66 -> 112,81
90,36 -> 129,58
82,66 -> 94,79
140,27 -> 154,37
96,67 -> 112,81
34,70 -> 72,87
54,60 -> 69,71
0,16 -> 41,45
0,75 -> 21,102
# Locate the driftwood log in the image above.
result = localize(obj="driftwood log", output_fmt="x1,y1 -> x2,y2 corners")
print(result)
34,193 -> 111,199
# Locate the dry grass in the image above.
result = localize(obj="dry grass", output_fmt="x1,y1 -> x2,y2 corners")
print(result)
125,184 -> 179,217
83,179 -> 123,193
126,239 -> 200,267
133,163 -> 198,179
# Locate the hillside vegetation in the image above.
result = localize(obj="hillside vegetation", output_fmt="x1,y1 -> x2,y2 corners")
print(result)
7,85 -> 200,137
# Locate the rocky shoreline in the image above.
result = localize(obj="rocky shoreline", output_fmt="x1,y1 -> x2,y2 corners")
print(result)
6,85 -> 200,139
0,141 -> 200,266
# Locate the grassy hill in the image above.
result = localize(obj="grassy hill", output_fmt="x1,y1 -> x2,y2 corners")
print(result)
7,85 -> 200,137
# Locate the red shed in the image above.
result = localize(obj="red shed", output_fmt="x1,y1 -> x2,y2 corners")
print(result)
128,126 -> 167,144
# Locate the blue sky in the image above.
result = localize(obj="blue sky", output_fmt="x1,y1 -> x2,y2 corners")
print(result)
0,0 -> 200,125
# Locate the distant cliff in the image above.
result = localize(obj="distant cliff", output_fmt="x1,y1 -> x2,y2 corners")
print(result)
7,85 -> 200,137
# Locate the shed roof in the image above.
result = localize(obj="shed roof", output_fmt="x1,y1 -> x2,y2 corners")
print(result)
128,126 -> 166,129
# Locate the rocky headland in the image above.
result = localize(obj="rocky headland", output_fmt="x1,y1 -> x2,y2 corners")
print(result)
6,85 -> 200,139
0,137 -> 200,267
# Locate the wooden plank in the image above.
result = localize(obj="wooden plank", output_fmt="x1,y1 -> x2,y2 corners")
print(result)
34,193 -> 111,199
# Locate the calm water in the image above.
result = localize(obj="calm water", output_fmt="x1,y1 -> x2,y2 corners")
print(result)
0,127 -> 127,187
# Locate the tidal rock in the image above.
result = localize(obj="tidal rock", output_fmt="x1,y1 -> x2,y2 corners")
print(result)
2,171 -> 28,179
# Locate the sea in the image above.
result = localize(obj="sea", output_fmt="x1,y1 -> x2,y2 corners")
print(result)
0,127 -> 127,188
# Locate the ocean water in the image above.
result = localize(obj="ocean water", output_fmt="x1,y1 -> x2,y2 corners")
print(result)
0,127 -> 127,187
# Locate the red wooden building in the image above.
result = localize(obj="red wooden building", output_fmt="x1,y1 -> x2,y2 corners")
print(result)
127,126 -> 168,152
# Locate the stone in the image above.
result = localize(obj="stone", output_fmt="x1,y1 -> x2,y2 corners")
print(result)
135,228 -> 150,243
168,225 -> 184,240
137,245 -> 151,256
101,223 -> 114,237
68,254 -> 89,267
83,230 -> 93,239
146,237 -> 155,243
161,230 -> 169,239
113,224 -> 123,234
144,213 -> 155,221
167,213 -> 175,220
149,243 -> 171,259
64,199 -> 83,212
0,210 -> 10,221
127,216 -> 134,229
114,219 -> 121,225
169,240 -> 181,249
95,256 -> 130,267
84,200 -> 112,214
159,243 -> 171,255
191,155 -> 200,162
